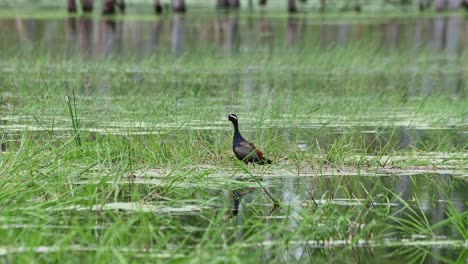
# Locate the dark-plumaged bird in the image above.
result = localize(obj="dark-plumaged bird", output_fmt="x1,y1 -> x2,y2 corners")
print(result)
226,114 -> 272,165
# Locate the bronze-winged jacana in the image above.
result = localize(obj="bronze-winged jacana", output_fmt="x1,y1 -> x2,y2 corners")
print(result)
226,114 -> 272,165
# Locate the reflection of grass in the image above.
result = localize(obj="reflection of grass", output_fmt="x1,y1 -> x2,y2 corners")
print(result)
381,179 -> 468,263
384,177 -> 468,240
0,29 -> 466,262
432,196 -> 468,240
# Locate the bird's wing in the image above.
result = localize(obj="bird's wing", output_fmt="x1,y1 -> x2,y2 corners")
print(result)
241,141 -> 265,158
238,140 -> 256,152
233,141 -> 254,159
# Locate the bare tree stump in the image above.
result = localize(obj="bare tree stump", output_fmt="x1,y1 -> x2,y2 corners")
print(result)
319,0 -> 325,12
418,0 -> 428,11
172,0 -> 186,12
171,15 -> 184,56
155,0 -> 163,14
81,0 -> 93,12
288,0 -> 297,12
229,0 -> 240,8
217,0 -> 230,9
463,0 -> 468,9
102,0 -> 116,14
434,0 -> 464,11
117,0 -> 125,12
352,4 -> 361,12
68,0 -> 77,13
446,0 -> 463,9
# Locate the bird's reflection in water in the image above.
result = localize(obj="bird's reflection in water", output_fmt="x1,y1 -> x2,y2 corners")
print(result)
231,189 -> 242,217
227,186 -> 279,218
225,187 -> 255,218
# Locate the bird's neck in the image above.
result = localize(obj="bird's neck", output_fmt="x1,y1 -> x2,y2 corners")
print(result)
231,121 -> 243,145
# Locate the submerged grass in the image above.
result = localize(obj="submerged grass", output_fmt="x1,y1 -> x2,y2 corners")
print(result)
0,12 -> 467,263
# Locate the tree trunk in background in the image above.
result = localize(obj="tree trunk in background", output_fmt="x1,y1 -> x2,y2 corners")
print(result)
171,15 -> 184,56
65,17 -> 77,56
418,0 -> 428,11
229,0 -> 240,8
338,23 -> 350,46
81,0 -> 93,12
99,20 -> 118,56
172,0 -> 186,13
79,18 -> 93,56
463,0 -> 468,8
446,0 -> 463,9
116,0 -> 125,12
68,0 -> 77,13
286,17 -> 298,47
259,0 -> 267,6
259,16 -> 272,48
102,0 -> 116,14
434,0 -> 447,10
288,0 -> 297,12
319,0 -> 325,12
445,16 -> 463,97
217,0 -> 230,9
225,15 -> 240,53
352,3 -> 361,12
155,0 -> 163,14
151,19 -> 163,51
434,0 -> 463,11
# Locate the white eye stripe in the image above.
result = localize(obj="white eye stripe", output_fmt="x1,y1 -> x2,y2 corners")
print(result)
229,114 -> 237,120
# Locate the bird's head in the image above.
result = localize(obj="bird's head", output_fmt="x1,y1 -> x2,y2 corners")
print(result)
225,114 -> 238,123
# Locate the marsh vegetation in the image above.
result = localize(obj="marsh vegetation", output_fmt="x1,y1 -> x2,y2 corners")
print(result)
0,6 -> 467,263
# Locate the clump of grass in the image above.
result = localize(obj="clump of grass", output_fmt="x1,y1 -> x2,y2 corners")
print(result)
66,90 -> 81,147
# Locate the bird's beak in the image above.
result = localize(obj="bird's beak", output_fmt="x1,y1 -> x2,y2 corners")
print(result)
223,115 -> 229,121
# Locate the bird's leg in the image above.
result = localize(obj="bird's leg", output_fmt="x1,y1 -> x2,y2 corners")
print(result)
231,190 -> 242,217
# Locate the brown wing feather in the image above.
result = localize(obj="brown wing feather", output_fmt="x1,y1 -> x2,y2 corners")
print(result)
244,141 -> 266,160
255,149 -> 265,158
234,140 -> 271,164
239,140 -> 256,152
234,141 -> 255,161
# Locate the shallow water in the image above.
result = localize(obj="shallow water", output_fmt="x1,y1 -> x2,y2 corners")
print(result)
3,170 -> 466,262
1,125 -> 466,156
235,174 -> 467,262
1,14 -> 466,99
1,15 -> 467,57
